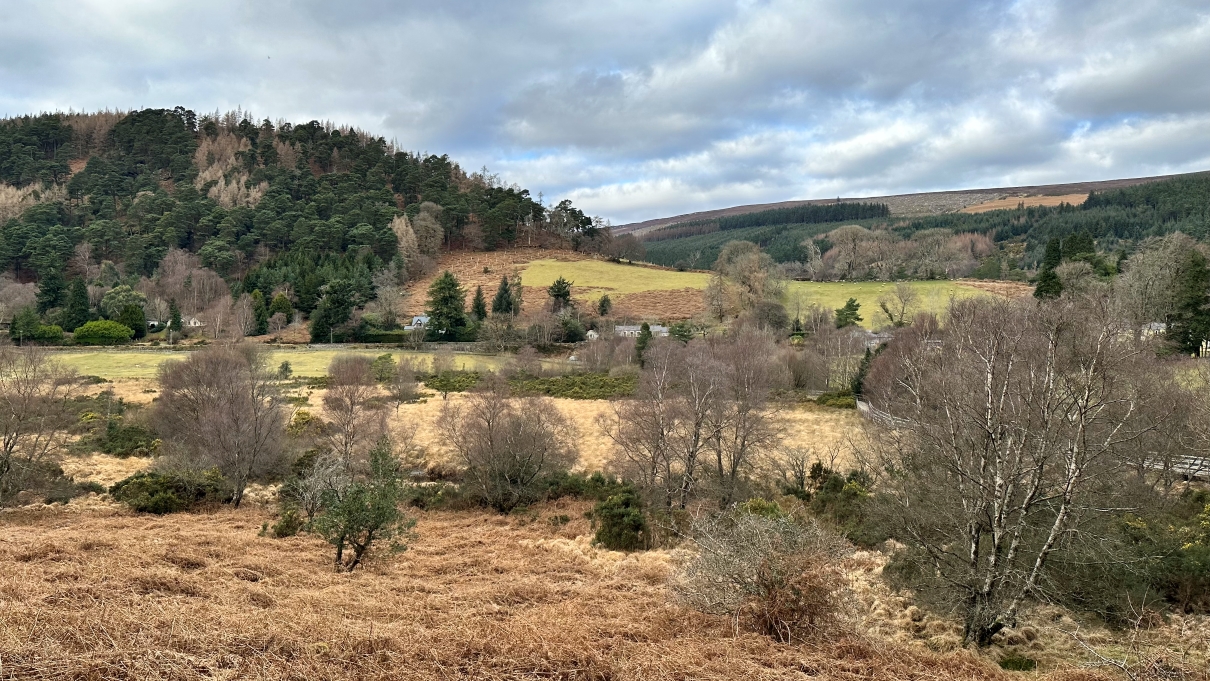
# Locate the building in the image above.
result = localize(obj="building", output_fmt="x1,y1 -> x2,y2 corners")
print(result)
585,329 -> 599,341
404,315 -> 429,331
615,324 -> 669,338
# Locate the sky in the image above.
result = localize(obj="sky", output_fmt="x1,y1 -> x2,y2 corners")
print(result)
2,0 -> 1209,224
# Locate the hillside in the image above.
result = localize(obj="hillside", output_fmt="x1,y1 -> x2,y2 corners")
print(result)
616,171 -> 1205,235
0,108 -> 631,343
640,171 -> 1210,271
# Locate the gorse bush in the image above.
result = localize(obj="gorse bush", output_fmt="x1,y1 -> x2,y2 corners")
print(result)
109,469 -> 231,514
591,489 -> 648,551
508,372 -> 636,399
96,419 -> 159,457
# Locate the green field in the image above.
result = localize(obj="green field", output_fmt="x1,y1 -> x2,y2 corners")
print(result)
785,280 -> 986,328
55,348 -> 521,381
521,259 -> 711,297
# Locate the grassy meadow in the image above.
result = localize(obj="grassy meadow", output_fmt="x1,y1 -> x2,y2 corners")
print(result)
519,257 -> 995,327
55,348 -> 522,380
785,280 -> 987,327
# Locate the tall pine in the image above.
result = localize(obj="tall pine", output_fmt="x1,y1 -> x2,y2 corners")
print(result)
1168,249 -> 1210,354
425,271 -> 467,339
491,276 -> 512,315
63,278 -> 90,331
471,285 -> 488,321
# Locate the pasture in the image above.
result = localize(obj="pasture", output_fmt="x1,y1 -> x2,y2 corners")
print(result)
54,348 -> 519,380
785,280 -> 989,327
519,257 -> 998,327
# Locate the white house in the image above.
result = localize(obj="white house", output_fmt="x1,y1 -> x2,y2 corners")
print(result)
615,324 -> 669,338
404,315 -> 430,331
585,329 -> 599,341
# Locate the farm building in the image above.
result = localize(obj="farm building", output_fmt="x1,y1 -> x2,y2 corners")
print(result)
615,324 -> 669,338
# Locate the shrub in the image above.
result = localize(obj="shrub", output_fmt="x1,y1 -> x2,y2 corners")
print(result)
815,390 -> 856,409
312,439 -> 416,571
97,420 -> 160,457
998,653 -> 1037,672
269,508 -> 304,538
423,370 -> 480,398
33,324 -> 63,343
109,470 -> 231,514
591,489 -> 648,550
672,512 -> 852,643
508,372 -> 636,399
72,320 -> 134,345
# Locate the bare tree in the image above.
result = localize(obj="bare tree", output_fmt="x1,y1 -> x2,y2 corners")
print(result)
154,346 -> 285,507
601,340 -> 681,509
876,282 -> 919,328
708,331 -> 786,507
0,348 -> 79,503
322,355 -> 387,466
862,293 -> 1163,646
439,380 -> 577,513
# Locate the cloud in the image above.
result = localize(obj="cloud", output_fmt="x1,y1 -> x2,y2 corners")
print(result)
0,0 -> 1207,223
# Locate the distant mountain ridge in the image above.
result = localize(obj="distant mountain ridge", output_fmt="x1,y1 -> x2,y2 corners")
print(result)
614,171 -> 1207,236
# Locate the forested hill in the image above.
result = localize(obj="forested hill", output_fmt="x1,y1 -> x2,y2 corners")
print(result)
643,171 -> 1210,271
0,108 -> 622,329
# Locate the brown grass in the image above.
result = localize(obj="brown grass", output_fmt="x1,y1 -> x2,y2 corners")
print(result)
960,193 -> 1088,214
0,502 -> 1064,681
955,279 -> 1035,299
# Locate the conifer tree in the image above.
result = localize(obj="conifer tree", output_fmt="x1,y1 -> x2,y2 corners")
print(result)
251,290 -> 269,335
471,285 -> 488,321
63,278 -> 90,331
548,276 -> 573,313
491,276 -> 512,315
834,298 -> 862,328
425,271 -> 467,339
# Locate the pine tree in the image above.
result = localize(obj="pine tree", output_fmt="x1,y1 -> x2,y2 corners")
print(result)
117,304 -> 146,339
251,290 -> 269,335
635,322 -> 653,367
1168,249 -> 1210,354
491,275 -> 512,315
10,307 -> 40,345
36,269 -> 65,313
834,298 -> 863,328
268,292 -> 294,320
1042,237 -> 1062,271
1033,268 -> 1063,300
509,272 -> 524,316
597,294 -> 612,317
548,276 -> 573,313
471,285 -> 488,321
168,299 -> 183,343
63,278 -> 90,331
425,271 -> 467,339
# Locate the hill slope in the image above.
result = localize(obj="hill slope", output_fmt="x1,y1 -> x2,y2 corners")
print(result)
615,171 -> 1205,235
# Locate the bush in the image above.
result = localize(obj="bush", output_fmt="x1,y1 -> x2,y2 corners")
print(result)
33,324 -> 63,343
423,370 -> 480,398
815,390 -> 856,409
109,470 -> 231,514
509,372 -> 636,399
97,420 -> 160,457
591,489 -> 648,550
269,508 -> 304,538
672,512 -> 851,643
312,439 -> 416,571
73,320 -> 134,345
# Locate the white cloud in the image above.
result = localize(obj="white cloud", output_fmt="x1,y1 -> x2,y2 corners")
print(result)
1,0 -> 1208,223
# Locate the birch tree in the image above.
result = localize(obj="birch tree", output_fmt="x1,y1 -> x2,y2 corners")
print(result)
862,293 -> 1160,646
